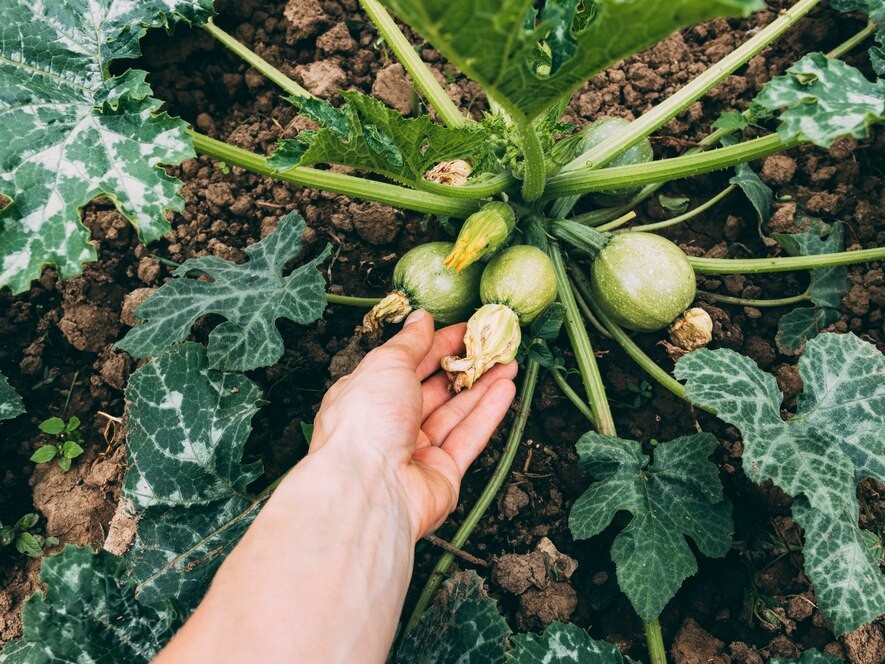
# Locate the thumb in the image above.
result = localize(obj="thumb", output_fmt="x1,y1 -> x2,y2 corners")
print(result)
380,309 -> 435,368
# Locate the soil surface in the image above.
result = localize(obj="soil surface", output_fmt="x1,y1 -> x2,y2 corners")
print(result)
1,0 -> 884,661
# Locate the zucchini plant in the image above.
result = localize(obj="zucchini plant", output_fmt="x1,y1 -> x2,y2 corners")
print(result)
1,0 -> 884,662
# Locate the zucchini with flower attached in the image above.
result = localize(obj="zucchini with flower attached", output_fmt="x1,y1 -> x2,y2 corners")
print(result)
442,245 -> 557,391
443,201 -> 516,272
551,219 -> 697,333
362,242 -> 482,334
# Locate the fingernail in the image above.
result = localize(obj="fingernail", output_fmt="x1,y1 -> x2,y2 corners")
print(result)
405,309 -> 426,326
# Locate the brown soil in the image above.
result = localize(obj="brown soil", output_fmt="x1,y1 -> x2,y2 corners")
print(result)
1,0 -> 884,662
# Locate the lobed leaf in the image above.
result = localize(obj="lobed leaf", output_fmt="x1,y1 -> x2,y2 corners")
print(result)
271,92 -> 492,186
0,546 -> 179,663
675,333 -> 885,633
772,650 -> 844,663
379,0 -> 761,121
508,621 -> 637,663
794,497 -> 885,635
396,570 -> 510,664
123,342 -> 265,610
773,221 -> 847,354
117,212 -> 330,371
0,0 -> 213,294
569,432 -> 733,623
752,53 -> 885,148
0,371 -> 24,421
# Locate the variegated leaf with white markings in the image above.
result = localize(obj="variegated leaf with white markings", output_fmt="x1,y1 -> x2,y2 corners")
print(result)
0,0 -> 213,294
508,622 -> 638,663
0,371 -> 24,421
772,650 -> 844,663
0,546 -> 179,663
117,212 -> 330,371
124,342 -> 265,610
569,432 -> 733,623
675,332 -> 885,633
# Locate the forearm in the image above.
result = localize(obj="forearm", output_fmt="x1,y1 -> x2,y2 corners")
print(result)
156,449 -> 414,663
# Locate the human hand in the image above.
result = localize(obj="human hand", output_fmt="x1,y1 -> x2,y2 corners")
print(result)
309,309 -> 518,539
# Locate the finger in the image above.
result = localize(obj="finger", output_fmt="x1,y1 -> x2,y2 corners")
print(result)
421,372 -> 454,421
423,362 -> 518,446
416,323 -> 467,381
374,309 -> 435,370
441,378 -> 517,477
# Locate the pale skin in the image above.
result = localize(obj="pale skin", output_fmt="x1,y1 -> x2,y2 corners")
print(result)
156,309 -> 518,663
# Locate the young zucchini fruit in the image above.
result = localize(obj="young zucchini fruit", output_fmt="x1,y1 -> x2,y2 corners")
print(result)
361,242 -> 482,335
551,219 -> 696,332
442,245 -> 557,391
443,201 -> 516,272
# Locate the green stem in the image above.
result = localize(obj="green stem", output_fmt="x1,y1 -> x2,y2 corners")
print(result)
556,0 -> 820,174
418,172 -> 515,199
698,290 -> 811,307
203,20 -> 313,99
570,280 -> 613,339
570,268 -> 689,403
827,20 -> 878,60
645,620 -> 668,664
548,244 -> 616,435
189,130 -> 479,217
517,120 -> 547,202
689,246 -> 885,274
402,359 -> 540,636
359,0 -> 466,128
544,134 -> 800,199
551,368 -> 596,424
326,293 -> 383,307
606,185 -> 737,234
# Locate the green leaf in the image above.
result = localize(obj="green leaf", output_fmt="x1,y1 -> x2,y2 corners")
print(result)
396,570 -> 510,664
29,445 -> 58,464
0,0 -> 213,294
794,497 -> 885,635
13,513 -> 39,532
271,92 -> 491,186
0,372 -> 24,421
57,456 -> 72,472
712,110 -> 750,131
65,416 -> 81,433
530,303 -> 566,340
38,417 -> 66,435
0,546 -> 179,663
658,194 -> 690,214
569,432 -> 733,623
722,134 -> 772,231
508,621 -> 634,663
15,532 -> 42,558
674,341 -> 853,515
832,0 -> 885,77
752,53 -> 885,148
773,221 -> 847,354
62,440 -> 84,459
675,333 -> 885,633
117,212 -> 330,371
124,342 -> 264,610
772,649 -> 844,663
379,0 -> 761,120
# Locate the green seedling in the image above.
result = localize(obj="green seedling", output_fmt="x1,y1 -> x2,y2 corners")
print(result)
0,514 -> 59,558
31,416 -> 84,472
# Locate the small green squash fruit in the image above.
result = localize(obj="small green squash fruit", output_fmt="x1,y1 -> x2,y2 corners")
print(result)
480,245 -> 558,325
576,117 -> 654,206
362,242 -> 482,334
590,233 -> 696,332
442,245 -> 558,391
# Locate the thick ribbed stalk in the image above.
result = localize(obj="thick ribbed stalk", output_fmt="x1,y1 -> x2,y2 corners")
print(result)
556,0 -> 821,174
645,619 -> 668,664
189,131 -> 479,217
517,119 -> 547,202
544,134 -> 800,198
360,0 -> 466,128
689,247 -> 885,274
548,244 -> 615,435
402,360 -> 540,635
203,21 -> 313,99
